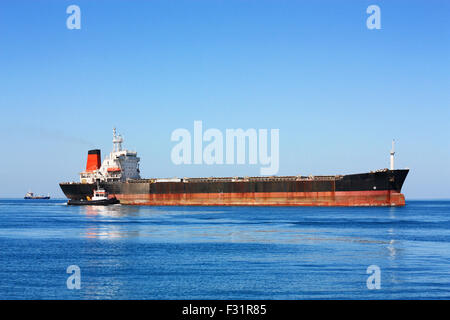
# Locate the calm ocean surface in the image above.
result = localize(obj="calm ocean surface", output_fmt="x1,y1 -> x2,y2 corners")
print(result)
0,199 -> 449,299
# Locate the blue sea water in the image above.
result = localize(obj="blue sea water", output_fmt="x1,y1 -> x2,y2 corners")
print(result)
0,199 -> 449,300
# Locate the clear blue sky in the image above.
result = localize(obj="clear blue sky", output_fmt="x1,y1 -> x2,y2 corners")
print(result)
0,0 -> 449,199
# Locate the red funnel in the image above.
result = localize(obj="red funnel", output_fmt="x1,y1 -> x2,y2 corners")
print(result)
86,149 -> 101,172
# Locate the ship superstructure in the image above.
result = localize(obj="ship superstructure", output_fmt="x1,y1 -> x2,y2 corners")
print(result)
80,128 -> 140,184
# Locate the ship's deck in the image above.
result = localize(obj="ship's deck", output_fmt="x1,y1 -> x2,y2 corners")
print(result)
127,175 -> 344,184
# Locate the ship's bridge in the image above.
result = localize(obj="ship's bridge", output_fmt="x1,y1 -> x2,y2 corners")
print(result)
80,129 -> 141,183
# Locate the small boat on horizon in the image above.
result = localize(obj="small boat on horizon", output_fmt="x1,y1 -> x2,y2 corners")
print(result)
24,192 -> 50,200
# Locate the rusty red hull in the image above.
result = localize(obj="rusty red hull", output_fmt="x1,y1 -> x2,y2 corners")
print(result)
114,190 -> 405,206
60,169 -> 409,207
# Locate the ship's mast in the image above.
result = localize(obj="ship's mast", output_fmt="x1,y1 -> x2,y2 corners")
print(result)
390,139 -> 395,170
113,127 -> 123,152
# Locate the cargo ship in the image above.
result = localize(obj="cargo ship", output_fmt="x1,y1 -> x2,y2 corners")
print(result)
60,129 -> 409,206
24,192 -> 50,200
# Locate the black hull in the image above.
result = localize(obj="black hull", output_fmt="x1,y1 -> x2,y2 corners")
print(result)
24,197 -> 50,200
67,198 -> 120,206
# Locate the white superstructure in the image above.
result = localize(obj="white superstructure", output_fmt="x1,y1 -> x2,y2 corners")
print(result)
80,128 -> 141,183
91,189 -> 108,201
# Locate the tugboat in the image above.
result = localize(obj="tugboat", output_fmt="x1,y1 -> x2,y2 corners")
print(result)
24,192 -> 50,200
68,186 -> 119,206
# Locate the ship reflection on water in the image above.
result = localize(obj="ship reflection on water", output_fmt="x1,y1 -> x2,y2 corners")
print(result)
84,204 -> 129,217
80,205 -> 141,240
387,207 -> 398,260
75,205 -> 398,259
